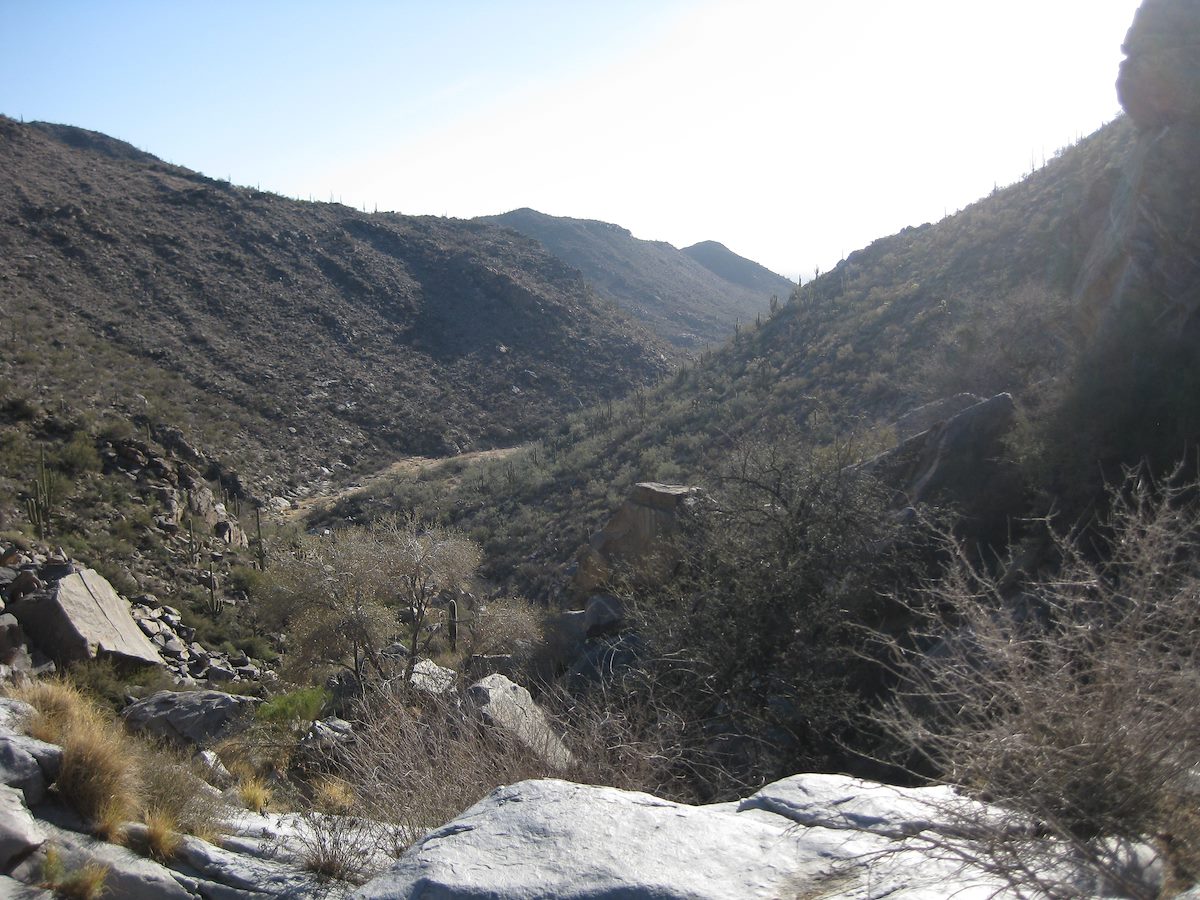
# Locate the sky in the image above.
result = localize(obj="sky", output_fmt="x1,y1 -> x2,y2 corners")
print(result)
1,1 -> 1143,281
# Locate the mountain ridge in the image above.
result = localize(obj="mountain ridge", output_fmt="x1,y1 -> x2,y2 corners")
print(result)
479,207 -> 792,349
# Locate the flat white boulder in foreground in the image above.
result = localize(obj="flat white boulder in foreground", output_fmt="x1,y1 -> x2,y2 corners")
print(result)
352,774 -> 1035,899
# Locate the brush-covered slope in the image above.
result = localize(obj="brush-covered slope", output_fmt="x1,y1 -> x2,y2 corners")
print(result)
0,118 -> 670,487
479,208 -> 791,349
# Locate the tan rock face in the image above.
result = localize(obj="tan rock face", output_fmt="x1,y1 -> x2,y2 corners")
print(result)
573,482 -> 701,597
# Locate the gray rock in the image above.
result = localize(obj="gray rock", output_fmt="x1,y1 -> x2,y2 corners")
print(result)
583,593 -> 624,637
0,874 -> 53,899
0,784 -> 44,869
892,393 -> 984,441
0,734 -> 62,805
122,690 -> 260,747
350,776 -> 1071,900
409,658 -> 455,695
467,674 -> 572,770
136,617 -> 162,637
0,699 -> 34,733
9,819 -> 192,900
353,778 -> 830,900
8,568 -> 162,667
0,614 -> 30,665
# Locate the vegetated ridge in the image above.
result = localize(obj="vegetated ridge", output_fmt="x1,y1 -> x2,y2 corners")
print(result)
479,207 -> 793,350
0,117 -> 672,494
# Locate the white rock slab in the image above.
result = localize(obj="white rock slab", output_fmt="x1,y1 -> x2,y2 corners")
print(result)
467,674 -> 573,770
0,784 -> 44,870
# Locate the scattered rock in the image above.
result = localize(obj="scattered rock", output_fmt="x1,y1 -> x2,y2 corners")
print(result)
0,734 -> 63,805
408,658 -> 456,695
0,784 -> 44,870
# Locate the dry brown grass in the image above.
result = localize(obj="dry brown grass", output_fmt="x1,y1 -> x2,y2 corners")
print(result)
11,678 -> 140,839
312,777 -> 355,815
142,808 -> 183,861
40,846 -> 110,900
237,776 -> 272,814
7,677 -> 226,849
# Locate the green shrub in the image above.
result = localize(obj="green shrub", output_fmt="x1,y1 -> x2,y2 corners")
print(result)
56,432 -> 101,476
256,687 -> 330,725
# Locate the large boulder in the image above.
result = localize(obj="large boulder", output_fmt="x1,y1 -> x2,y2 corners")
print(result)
7,568 -> 162,667
467,674 -> 573,770
351,775 -> 1055,900
1117,0 -> 1200,129
864,393 -> 1022,546
573,482 -> 702,597
122,690 -> 259,747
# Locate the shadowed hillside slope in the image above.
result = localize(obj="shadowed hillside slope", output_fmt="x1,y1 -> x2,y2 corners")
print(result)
480,208 -> 792,349
0,118 -> 671,490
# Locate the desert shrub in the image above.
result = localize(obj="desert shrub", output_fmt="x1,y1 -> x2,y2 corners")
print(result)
875,465 -> 1200,898
623,428 -> 928,792
265,515 -> 480,686
55,432 -> 101,476
65,657 -> 171,712
463,594 -> 545,660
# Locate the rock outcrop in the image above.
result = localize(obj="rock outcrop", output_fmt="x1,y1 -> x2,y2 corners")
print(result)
865,393 -> 1023,546
573,482 -> 702,596
1076,0 -> 1200,333
352,773 -> 1160,899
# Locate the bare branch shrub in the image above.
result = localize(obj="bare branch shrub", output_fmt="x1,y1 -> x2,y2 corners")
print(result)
263,514 -> 480,686
875,465 -> 1200,897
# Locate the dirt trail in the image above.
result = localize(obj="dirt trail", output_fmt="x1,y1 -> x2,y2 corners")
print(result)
284,446 -> 522,521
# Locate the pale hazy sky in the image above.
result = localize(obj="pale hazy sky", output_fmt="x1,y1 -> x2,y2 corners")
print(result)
2,1 -> 1141,280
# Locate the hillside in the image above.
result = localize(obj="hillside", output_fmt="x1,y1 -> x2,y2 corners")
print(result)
0,118 -> 671,495
479,208 -> 792,349
328,116 -> 1139,596
681,240 -> 793,295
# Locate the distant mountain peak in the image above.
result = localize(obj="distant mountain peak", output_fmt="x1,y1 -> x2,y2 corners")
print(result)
681,240 -> 794,296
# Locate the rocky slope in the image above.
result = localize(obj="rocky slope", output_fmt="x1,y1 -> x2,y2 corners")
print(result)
0,119 -> 671,490
480,208 -> 792,349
